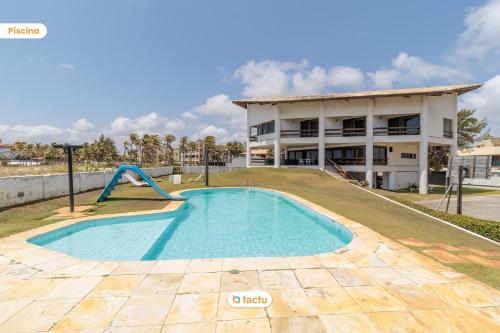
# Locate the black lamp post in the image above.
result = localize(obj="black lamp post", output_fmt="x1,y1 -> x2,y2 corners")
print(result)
204,147 -> 209,186
52,143 -> 83,212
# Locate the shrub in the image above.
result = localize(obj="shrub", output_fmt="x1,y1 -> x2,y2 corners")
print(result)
172,166 -> 184,175
386,195 -> 500,242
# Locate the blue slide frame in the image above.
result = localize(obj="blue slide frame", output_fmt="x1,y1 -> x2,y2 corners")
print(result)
96,165 -> 186,202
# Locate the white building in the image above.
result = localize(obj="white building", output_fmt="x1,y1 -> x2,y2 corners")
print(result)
233,84 -> 481,194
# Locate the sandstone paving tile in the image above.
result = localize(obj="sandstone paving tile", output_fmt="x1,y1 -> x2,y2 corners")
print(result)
428,266 -> 475,283
360,267 -> 414,285
186,259 -> 222,273
384,284 -> 450,310
344,286 -> 407,312
177,272 -> 221,294
367,311 -> 431,333
329,268 -> 376,287
476,306 -> 500,322
0,278 -> 17,293
220,271 -> 260,292
422,250 -> 468,264
258,270 -> 301,290
216,318 -> 271,333
87,262 -> 120,276
395,266 -> 449,284
294,268 -> 341,289
88,274 -> 144,297
0,262 -> 39,279
319,314 -> 382,333
304,288 -> 362,315
216,292 -> 267,321
316,254 -> 355,268
133,273 -> 183,296
270,316 -> 327,333
111,261 -> 155,275
396,238 -> 432,248
52,260 -> 100,277
412,308 -> 500,333
0,278 -> 62,300
353,254 -> 388,268
34,256 -> 81,273
267,288 -> 317,317
6,247 -> 65,267
222,258 -> 257,272
50,295 -> 128,332
0,300 -> 32,325
111,294 -> 175,326
106,325 -> 162,333
164,293 -> 218,324
421,282 -> 500,307
0,297 -> 81,332
460,254 -> 500,268
40,276 -> 104,300
255,257 -> 290,271
285,256 -> 322,269
150,260 -> 190,274
161,322 -> 216,333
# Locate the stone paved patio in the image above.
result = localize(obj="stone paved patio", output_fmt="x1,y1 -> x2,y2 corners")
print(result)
0,189 -> 499,332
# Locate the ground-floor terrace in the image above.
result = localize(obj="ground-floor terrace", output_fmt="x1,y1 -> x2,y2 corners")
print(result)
0,169 -> 499,332
248,141 -> 451,192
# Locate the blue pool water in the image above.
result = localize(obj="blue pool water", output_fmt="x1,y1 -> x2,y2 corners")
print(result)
29,188 -> 352,260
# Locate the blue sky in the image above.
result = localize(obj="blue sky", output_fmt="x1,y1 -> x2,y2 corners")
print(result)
1,0 -> 499,145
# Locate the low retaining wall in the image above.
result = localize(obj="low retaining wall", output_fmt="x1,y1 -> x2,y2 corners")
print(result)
0,167 -> 173,208
181,165 -> 243,174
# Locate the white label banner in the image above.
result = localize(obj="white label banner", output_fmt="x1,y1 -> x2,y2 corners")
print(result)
0,23 -> 47,39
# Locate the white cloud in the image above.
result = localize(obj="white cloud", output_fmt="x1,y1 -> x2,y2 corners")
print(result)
165,119 -> 185,131
368,52 -> 470,88
71,118 -> 95,131
181,111 -> 198,121
110,112 -> 167,134
328,66 -> 364,89
7,124 -> 65,140
234,59 -> 365,97
0,125 -> 9,133
58,63 -> 75,70
460,74 -> 500,134
453,0 -> 500,63
193,94 -> 246,130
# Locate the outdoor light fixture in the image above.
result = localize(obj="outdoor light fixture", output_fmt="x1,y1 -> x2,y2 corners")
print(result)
52,143 -> 83,212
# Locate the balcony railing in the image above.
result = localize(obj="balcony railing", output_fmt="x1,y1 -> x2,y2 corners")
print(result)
280,129 -> 318,137
249,135 -> 258,142
325,128 -> 366,137
373,126 -> 420,136
443,130 -> 453,139
331,158 -> 388,165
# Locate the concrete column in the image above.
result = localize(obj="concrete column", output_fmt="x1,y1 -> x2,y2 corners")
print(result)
246,104 -> 251,168
318,102 -> 325,170
419,95 -> 429,194
246,141 -> 251,168
450,92 -> 458,157
365,99 -> 374,187
274,105 -> 281,168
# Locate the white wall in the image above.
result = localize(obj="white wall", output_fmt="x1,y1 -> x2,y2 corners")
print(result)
393,171 -> 418,190
247,104 -> 275,127
427,94 -> 454,139
386,143 -> 419,166
280,102 -> 320,119
373,96 -> 421,116
0,167 -> 173,208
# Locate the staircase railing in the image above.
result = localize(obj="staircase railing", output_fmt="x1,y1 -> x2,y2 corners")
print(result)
326,159 -> 354,180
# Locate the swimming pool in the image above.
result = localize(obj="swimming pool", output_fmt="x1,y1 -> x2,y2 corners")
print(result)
28,188 -> 353,261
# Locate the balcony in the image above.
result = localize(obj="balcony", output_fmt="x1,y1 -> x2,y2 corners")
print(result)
331,158 -> 388,165
325,128 -> 366,137
443,130 -> 453,139
280,129 -> 318,138
373,126 -> 420,136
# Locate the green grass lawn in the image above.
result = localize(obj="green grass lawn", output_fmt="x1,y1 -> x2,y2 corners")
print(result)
376,185 -> 500,202
1,168 -> 499,288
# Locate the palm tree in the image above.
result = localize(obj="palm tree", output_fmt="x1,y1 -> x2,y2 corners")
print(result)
226,141 -> 245,164
129,133 -> 140,163
457,109 -> 488,148
179,136 -> 189,166
188,141 -> 199,165
163,134 -> 176,165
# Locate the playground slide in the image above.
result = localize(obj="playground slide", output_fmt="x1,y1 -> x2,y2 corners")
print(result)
124,174 -> 148,187
97,165 -> 186,202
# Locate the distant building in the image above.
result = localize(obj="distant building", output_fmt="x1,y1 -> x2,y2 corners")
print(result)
459,138 -> 500,168
0,139 -> 13,159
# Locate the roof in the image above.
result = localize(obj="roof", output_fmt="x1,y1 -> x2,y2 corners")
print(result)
458,146 -> 500,157
232,84 -> 482,108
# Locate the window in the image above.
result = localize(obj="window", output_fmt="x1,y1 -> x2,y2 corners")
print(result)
300,119 -> 318,137
401,153 -> 416,159
388,115 -> 420,135
342,117 -> 366,136
443,118 -> 453,138
254,120 -> 275,135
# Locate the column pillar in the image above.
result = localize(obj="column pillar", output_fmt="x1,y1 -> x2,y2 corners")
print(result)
274,105 -> 281,168
318,102 -> 325,170
246,142 -> 251,168
246,104 -> 251,168
366,99 -> 374,187
450,92 -> 458,157
419,96 -> 429,194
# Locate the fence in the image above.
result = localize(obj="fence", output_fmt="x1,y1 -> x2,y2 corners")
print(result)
0,167 -> 173,208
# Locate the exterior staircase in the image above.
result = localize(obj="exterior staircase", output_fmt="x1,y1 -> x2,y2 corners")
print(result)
324,159 -> 355,181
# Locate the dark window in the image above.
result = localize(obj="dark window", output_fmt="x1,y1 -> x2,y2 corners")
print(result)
300,119 -> 318,137
342,117 -> 366,136
255,120 -> 275,135
401,153 -> 416,159
443,118 -> 453,138
388,115 -> 420,135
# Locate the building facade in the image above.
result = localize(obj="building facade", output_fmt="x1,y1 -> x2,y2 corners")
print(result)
233,84 -> 481,194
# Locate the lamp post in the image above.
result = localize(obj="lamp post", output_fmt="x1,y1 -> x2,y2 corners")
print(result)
52,143 -> 83,212
204,147 -> 209,186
